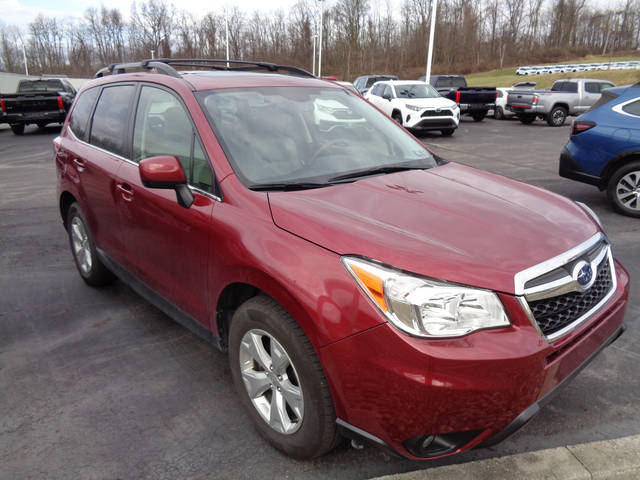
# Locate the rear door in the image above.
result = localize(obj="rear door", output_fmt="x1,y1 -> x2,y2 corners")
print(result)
63,84 -> 136,267
115,84 -> 216,324
581,82 -> 601,112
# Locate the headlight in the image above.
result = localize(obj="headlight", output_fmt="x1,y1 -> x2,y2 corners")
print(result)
576,201 -> 603,229
405,104 -> 423,111
342,257 -> 510,338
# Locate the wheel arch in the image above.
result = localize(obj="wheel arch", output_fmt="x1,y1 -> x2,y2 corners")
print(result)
598,151 -> 640,190
213,270 -> 318,352
551,102 -> 569,112
59,190 -> 78,229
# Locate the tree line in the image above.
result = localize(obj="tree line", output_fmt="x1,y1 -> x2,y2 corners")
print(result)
1,0 -> 639,81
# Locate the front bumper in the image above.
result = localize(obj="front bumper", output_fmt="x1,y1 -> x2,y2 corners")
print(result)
405,112 -> 459,130
320,260 -> 629,460
559,146 -> 602,187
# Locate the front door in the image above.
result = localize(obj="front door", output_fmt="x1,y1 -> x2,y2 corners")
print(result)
116,85 -> 217,325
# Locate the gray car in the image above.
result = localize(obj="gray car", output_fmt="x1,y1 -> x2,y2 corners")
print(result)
506,78 -> 615,126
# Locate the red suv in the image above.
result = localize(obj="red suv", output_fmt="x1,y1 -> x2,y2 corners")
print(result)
55,59 -> 629,460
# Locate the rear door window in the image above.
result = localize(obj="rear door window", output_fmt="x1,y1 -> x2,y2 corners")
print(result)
89,85 -> 136,157
69,87 -> 99,140
585,82 -> 600,93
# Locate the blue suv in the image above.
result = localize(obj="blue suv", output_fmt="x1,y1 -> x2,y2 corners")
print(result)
559,82 -> 640,217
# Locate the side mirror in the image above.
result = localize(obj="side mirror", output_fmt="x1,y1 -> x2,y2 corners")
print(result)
382,93 -> 392,101
139,155 -> 194,209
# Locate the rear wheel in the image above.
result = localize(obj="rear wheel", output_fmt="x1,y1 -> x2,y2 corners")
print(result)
519,115 -> 536,124
472,112 -> 486,122
441,128 -> 455,136
392,111 -> 403,125
547,106 -> 568,126
229,295 -> 340,459
607,161 -> 640,217
494,106 -> 505,120
66,203 -> 116,286
10,124 -> 25,135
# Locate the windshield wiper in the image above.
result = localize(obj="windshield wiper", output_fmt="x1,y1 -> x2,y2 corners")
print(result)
328,165 -> 424,182
248,182 -> 330,191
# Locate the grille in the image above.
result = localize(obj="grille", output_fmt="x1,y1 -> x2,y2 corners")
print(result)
421,109 -> 452,117
528,258 -> 612,336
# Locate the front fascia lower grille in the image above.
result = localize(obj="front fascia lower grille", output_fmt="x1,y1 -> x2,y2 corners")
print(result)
514,233 -> 617,341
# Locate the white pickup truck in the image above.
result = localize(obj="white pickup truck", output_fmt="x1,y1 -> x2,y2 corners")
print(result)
506,78 -> 615,126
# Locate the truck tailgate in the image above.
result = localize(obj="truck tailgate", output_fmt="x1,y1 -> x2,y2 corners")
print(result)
457,87 -> 496,104
2,94 -> 61,114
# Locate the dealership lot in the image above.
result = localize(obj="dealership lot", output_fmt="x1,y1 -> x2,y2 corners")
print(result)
1,119 -> 638,479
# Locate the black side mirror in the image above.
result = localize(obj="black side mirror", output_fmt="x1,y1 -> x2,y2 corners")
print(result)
382,93 -> 392,101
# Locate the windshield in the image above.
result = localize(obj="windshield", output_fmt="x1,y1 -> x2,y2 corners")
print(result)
197,87 -> 436,187
394,83 -> 440,99
19,80 -> 65,92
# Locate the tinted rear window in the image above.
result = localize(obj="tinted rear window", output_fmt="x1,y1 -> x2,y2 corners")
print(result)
434,77 -> 466,88
89,85 -> 135,157
586,89 -> 621,112
551,82 -> 578,92
18,79 -> 65,92
69,88 -> 99,140
622,99 -> 640,116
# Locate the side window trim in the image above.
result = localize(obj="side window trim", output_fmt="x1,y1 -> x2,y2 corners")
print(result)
613,97 -> 640,118
132,82 -> 219,198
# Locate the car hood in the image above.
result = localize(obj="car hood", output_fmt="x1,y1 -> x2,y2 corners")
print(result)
268,163 -> 599,294
399,97 -> 456,109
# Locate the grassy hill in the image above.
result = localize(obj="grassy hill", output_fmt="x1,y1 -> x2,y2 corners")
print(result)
467,54 -> 640,88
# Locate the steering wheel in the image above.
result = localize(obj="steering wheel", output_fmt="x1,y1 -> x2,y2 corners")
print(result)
309,140 -> 351,165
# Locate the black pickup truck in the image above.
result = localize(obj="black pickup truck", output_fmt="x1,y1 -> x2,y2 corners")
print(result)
1,78 -> 76,135
418,75 -> 497,121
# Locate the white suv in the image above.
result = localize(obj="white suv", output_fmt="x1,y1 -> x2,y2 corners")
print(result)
365,81 -> 460,136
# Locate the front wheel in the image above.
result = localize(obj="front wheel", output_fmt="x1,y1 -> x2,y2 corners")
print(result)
472,113 -> 486,122
229,296 -> 340,459
10,124 -> 25,135
392,111 -> 403,125
66,203 -> 116,286
547,106 -> 568,126
607,161 -> 640,217
494,106 -> 505,120
441,128 -> 455,136
519,115 -> 536,124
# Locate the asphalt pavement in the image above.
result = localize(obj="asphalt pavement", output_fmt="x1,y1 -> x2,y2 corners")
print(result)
1,118 -> 638,480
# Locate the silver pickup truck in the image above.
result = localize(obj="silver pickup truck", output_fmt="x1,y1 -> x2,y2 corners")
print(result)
506,78 -> 615,126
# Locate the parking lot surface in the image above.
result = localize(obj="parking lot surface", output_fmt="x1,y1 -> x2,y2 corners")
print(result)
1,118 -> 638,480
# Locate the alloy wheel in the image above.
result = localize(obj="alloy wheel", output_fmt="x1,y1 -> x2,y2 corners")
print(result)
239,329 -> 304,435
70,216 -> 92,274
616,171 -> 640,212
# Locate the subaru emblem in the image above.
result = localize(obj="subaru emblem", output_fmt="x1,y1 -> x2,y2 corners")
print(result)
572,261 -> 593,289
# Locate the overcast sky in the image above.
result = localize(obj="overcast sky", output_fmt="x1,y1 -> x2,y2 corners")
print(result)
0,0 -> 616,29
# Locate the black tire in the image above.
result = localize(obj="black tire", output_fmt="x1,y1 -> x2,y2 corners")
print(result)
547,106 -> 568,126
519,115 -> 536,124
66,203 -> 116,286
392,111 -> 403,125
494,106 -> 505,120
472,113 -> 486,122
606,161 -> 640,218
441,128 -> 455,136
10,124 -> 25,135
229,295 -> 340,459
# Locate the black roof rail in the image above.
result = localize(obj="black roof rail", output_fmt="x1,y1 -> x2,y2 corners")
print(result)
94,58 -> 315,79
94,60 -> 181,78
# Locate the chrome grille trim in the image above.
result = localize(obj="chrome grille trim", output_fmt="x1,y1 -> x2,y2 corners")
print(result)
514,233 -> 617,341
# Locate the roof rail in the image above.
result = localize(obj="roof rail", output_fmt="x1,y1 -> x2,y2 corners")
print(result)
94,58 -> 315,79
94,60 -> 181,78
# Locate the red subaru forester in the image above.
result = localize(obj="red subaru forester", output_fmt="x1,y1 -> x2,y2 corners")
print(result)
55,59 -> 629,460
